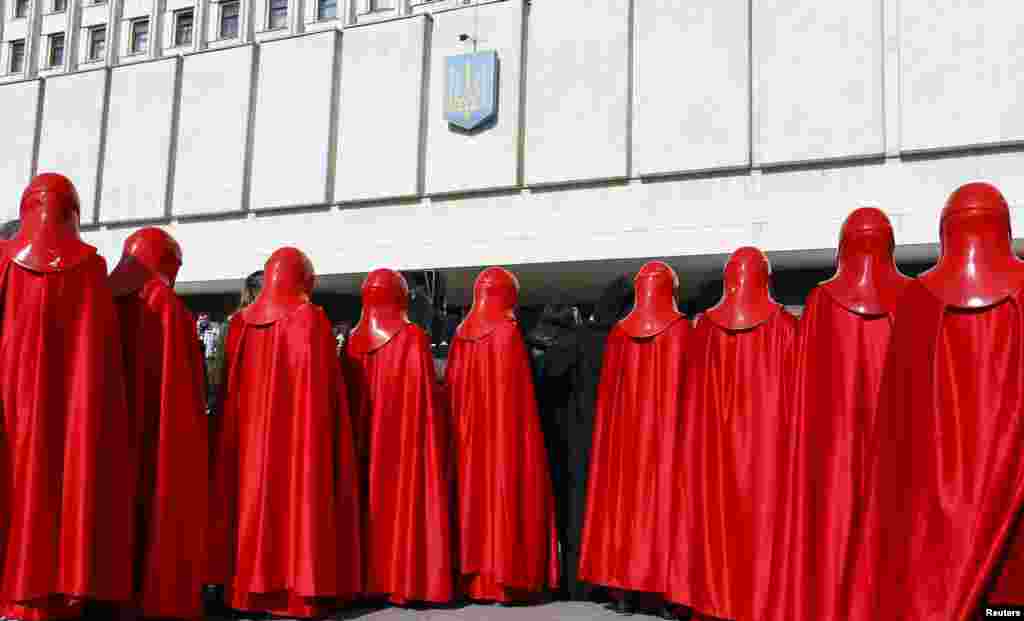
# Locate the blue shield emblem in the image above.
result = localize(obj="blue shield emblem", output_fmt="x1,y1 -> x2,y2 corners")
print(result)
445,51 -> 498,131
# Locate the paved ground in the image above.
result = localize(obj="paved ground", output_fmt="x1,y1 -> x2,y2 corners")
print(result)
218,602 -> 665,621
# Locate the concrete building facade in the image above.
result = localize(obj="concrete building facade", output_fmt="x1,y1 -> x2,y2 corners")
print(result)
0,0 -> 1021,302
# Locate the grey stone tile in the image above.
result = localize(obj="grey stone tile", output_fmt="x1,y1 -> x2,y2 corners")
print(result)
204,602 -> 666,621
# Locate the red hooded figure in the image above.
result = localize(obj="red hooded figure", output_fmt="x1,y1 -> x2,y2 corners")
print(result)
344,268 -> 454,605
866,182 -> 1024,620
444,266 -> 559,602
0,173 -> 134,620
668,247 -> 797,621
773,209 -> 910,621
108,227 -> 209,620
578,261 -> 689,598
209,247 -> 361,618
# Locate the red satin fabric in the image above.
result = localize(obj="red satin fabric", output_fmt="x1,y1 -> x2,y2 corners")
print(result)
210,303 -> 362,618
344,323 -> 454,604
668,308 -> 796,621
116,278 -> 209,620
445,321 -> 559,602
867,281 -> 1024,620
776,287 -> 894,621
578,317 -> 689,595
0,254 -> 135,618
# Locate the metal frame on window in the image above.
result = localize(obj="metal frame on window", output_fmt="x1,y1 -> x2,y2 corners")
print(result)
219,0 -> 240,39
13,0 -> 29,19
129,17 -> 150,55
316,0 -> 336,21
267,0 -> 288,30
47,32 -> 65,67
173,7 -> 195,47
8,40 -> 26,73
87,25 -> 107,61
363,0 -> 395,14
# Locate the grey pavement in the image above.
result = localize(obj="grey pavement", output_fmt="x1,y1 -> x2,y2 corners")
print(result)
216,602 -> 665,621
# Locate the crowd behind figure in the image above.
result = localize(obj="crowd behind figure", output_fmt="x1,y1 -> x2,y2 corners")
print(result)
0,219 -> 20,241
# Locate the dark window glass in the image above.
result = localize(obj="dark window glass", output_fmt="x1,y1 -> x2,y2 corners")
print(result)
89,26 -> 106,60
175,9 -> 194,46
220,1 -> 239,38
318,0 -> 335,19
9,40 -> 25,73
48,32 -> 64,67
131,19 -> 149,54
268,0 -> 287,29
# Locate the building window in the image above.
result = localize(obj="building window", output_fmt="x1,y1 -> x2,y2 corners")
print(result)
14,0 -> 29,18
317,0 -> 336,20
9,40 -> 25,73
88,26 -> 106,61
267,0 -> 287,29
174,8 -> 194,47
130,18 -> 149,54
53,0 -> 66,12
365,0 -> 394,11
219,0 -> 239,38
47,32 -> 65,67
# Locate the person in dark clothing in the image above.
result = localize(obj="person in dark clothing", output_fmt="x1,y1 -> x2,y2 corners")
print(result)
572,276 -> 634,603
0,219 -> 20,240
526,303 -> 583,600
207,271 -> 263,415
525,276 -> 635,603
203,270 -> 262,619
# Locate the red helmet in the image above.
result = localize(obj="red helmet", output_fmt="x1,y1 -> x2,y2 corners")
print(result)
243,247 -> 316,325
7,173 -> 93,272
362,268 -> 409,310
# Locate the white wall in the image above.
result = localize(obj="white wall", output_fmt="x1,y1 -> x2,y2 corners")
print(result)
172,45 -> 254,216
0,0 -> 1017,288
100,57 -> 178,221
82,150 -> 1024,286
634,0 -> 749,176
523,0 -> 630,186
424,0 -> 522,195
754,0 -> 884,165
0,80 -> 40,223
900,1 -> 1024,153
37,68 -> 106,223
249,30 -> 336,210
334,15 -> 425,202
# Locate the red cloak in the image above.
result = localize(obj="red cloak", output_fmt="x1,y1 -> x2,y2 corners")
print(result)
776,286 -> 895,621
115,278 -> 209,620
344,323 -> 454,604
668,307 -> 797,621
0,252 -> 135,619
445,320 -> 559,602
866,280 -> 1024,620
578,318 -> 689,595
210,303 -> 362,618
